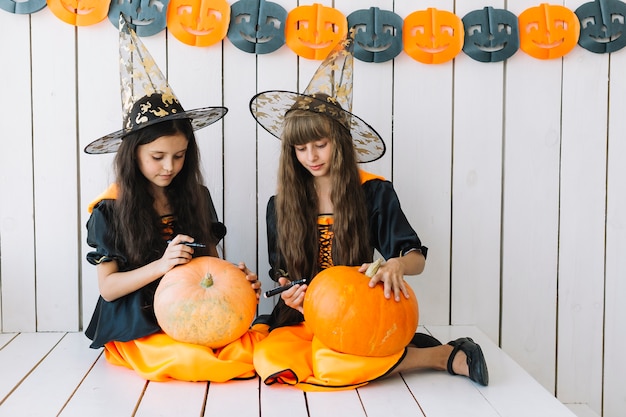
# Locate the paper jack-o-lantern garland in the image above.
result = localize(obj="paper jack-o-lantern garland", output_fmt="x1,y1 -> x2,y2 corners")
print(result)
348,7 -> 404,63
107,0 -> 168,37
167,0 -> 231,47
285,3 -> 348,60
228,0 -> 287,54
4,0 -> 626,62
0,0 -> 46,14
46,0 -> 109,26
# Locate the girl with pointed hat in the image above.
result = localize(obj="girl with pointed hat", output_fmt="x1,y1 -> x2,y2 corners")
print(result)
83,14 -> 267,382
249,31 -> 488,390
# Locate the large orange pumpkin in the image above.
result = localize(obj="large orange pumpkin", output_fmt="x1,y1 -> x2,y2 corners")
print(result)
303,263 -> 419,357
154,256 -> 257,348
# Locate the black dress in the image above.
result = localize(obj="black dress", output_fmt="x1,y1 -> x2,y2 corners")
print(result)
84,186 -> 225,348
265,177 -> 428,329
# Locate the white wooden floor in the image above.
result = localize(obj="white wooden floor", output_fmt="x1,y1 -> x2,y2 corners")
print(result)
0,325 -> 581,417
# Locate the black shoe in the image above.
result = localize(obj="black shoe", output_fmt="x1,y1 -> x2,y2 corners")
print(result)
409,332 -> 442,348
447,337 -> 489,386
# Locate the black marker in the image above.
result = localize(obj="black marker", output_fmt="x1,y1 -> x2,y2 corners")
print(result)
167,240 -> 206,248
263,279 -> 307,298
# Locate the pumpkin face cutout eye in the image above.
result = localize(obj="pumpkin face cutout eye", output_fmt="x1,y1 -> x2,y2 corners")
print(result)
228,0 -> 287,54
576,0 -> 626,53
462,6 -> 519,63
285,3 -> 348,60
108,0 -> 168,37
167,0 -> 231,47
519,3 -> 580,59
403,7 -> 464,64
0,0 -> 46,14
47,0 -> 110,26
347,7 -> 403,63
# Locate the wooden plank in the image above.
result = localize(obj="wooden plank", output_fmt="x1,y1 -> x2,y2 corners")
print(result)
222,36 -> 259,270
136,380 -> 207,417
604,27 -> 626,417
0,334 -> 17,349
450,0 -> 504,345
0,333 -> 65,405
259,383 -> 308,417
426,326 -> 577,417
0,333 -> 100,416
77,17 -> 119,331
393,0 -> 454,326
357,374 -> 423,417
255,0 -> 298,316
307,389 -> 365,417
59,354 -> 147,416
339,0 -> 394,180
557,5 -> 607,411
566,404 -> 600,417
204,379 -> 259,417
167,29 -> 225,253
501,0 -> 561,391
404,369 -> 499,417
0,10 -> 37,332
30,7 -> 79,331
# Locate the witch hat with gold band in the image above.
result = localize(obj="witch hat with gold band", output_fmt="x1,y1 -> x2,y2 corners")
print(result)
248,30 -> 385,163
84,14 -> 228,154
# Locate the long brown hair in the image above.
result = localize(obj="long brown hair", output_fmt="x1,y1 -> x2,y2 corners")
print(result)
112,119 -> 215,266
276,110 -> 371,279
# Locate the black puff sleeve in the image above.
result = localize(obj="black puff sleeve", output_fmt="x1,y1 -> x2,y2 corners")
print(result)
86,200 -> 128,268
363,179 -> 428,260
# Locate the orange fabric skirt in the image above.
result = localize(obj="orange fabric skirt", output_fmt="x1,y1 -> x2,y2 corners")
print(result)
253,323 -> 406,391
104,324 -> 269,382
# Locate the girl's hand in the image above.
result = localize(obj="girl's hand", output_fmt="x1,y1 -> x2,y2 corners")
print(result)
360,258 -> 410,302
238,262 -> 262,300
278,277 -> 307,313
159,234 -> 195,274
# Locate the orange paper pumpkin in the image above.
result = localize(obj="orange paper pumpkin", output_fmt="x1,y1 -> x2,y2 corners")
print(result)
285,3 -> 348,60
47,0 -> 109,26
519,3 -> 580,59
153,257 -> 257,348
167,0 -> 231,47
303,265 -> 419,357
403,7 -> 464,64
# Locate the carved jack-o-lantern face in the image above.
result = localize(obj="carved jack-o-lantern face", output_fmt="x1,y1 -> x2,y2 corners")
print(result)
576,0 -> 626,53
46,0 -> 110,26
228,0 -> 287,54
519,3 -> 580,59
167,0 -> 231,47
108,0 -> 168,37
462,7 -> 519,62
0,0 -> 46,14
403,7 -> 464,64
285,3 -> 347,60
347,7 -> 403,63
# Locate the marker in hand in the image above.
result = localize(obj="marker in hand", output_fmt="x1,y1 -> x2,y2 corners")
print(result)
264,279 -> 307,298
166,240 -> 206,248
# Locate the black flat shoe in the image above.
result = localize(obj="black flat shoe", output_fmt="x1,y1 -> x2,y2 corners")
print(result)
409,332 -> 442,348
447,337 -> 489,386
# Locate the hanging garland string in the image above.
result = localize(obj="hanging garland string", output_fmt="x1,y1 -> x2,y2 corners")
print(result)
0,0 -> 623,62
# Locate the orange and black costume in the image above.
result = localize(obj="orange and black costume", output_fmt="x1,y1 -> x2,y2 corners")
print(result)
84,184 -> 267,382
254,170 -> 428,391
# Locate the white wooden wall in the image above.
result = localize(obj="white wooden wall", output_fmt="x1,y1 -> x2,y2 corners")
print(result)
0,1 -> 624,416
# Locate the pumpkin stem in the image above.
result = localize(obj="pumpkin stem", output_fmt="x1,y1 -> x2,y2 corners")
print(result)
365,258 -> 383,277
200,273 -> 214,288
